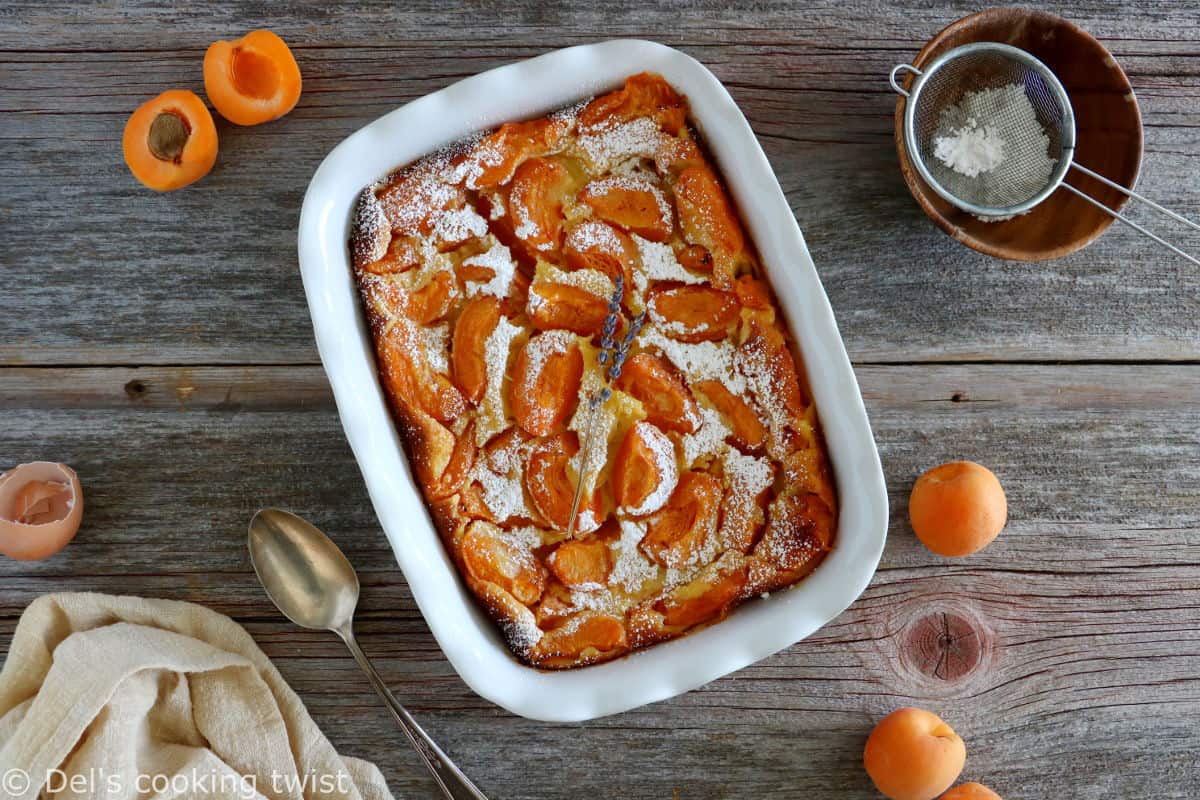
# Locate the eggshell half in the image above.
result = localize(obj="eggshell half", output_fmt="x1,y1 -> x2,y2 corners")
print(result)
0,461 -> 84,560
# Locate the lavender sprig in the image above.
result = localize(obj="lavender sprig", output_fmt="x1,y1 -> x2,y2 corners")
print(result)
566,276 -> 641,537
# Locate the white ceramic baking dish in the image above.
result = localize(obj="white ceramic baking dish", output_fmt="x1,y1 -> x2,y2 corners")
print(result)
297,39 -> 887,722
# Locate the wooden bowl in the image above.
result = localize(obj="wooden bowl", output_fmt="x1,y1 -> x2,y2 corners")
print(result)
894,8 -> 1143,261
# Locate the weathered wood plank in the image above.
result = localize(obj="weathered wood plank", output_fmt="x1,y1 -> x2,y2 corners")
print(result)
1,2 -> 1198,365
1,362 -> 1197,797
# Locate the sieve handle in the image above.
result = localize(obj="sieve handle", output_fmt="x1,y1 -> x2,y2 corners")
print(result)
1070,162 -> 1200,234
888,64 -> 923,97
1059,181 -> 1200,268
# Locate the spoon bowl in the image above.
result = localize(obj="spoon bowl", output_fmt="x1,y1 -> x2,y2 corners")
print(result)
248,507 -> 359,633
246,507 -> 489,800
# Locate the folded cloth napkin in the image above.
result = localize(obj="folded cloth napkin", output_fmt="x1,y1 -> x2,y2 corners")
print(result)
0,593 -> 394,800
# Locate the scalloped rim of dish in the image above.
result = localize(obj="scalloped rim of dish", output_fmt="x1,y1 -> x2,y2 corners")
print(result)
297,39 -> 888,722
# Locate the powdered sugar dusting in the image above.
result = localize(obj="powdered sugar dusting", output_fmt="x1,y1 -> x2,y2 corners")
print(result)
576,117 -> 665,173
477,316 -> 522,446
611,519 -> 658,593
419,323 -> 450,374
462,239 -> 517,298
632,234 -> 705,294
431,205 -> 488,246
638,325 -> 746,395
682,405 -> 731,465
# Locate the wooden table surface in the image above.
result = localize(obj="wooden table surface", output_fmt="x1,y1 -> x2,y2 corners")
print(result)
3,2 -> 1198,797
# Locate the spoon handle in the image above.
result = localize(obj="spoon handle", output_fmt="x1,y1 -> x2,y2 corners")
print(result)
340,628 -> 489,800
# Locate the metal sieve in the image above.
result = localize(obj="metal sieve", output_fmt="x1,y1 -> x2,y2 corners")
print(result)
890,42 -> 1199,265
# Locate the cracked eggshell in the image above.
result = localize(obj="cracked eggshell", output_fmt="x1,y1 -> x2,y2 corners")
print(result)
0,461 -> 84,560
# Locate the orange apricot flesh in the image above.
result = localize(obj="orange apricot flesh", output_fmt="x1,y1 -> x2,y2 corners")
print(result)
909,461 -> 1007,557
204,30 -> 301,125
940,784 -> 1002,800
863,708 -> 966,800
122,90 -> 218,191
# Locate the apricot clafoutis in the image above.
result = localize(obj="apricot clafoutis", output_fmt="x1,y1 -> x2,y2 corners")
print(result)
350,72 -> 836,668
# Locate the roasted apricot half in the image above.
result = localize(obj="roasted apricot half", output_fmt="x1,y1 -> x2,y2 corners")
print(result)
734,274 -> 773,310
694,380 -> 765,451
122,90 -> 218,192
460,522 -> 546,605
451,296 -> 502,404
529,282 -> 609,335
614,352 -> 699,433
563,221 -> 638,305
204,30 -> 301,126
613,421 -> 679,516
656,563 -> 747,628
526,433 -> 603,533
579,177 -> 673,242
640,471 -> 722,568
548,538 -> 612,589
508,157 -> 573,255
405,270 -> 458,325
534,613 -> 627,664
648,285 -> 739,343
511,331 -> 583,437
674,164 -> 745,287
578,72 -> 686,135
468,117 -> 566,189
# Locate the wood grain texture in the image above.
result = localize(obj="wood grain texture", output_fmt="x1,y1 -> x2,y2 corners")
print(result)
1,364 -> 1198,798
0,1 -> 1198,365
2,2 -> 1200,798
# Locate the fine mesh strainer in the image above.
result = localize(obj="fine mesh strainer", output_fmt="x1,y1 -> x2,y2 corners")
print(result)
890,42 -> 1199,265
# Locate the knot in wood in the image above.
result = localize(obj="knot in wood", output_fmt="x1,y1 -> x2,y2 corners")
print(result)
902,610 -> 983,682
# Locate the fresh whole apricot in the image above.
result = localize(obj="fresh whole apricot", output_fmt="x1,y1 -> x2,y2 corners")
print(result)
940,784 -> 1002,800
909,461 -> 1007,557
863,708 -> 966,800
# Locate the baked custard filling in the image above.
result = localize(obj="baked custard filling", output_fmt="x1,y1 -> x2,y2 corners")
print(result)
350,73 -> 837,669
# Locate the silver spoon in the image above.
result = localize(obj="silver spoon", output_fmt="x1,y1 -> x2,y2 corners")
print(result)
247,507 -> 489,800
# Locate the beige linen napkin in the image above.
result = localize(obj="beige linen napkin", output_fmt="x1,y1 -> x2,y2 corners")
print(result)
0,593 -> 394,800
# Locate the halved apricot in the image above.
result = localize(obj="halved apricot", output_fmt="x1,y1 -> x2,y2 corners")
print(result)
511,332 -> 583,437
656,563 -> 747,628
548,538 -> 612,589
563,221 -> 638,305
754,491 -> 834,573
122,90 -> 218,192
648,285 -> 739,343
676,244 -> 714,275
467,117 -> 567,189
613,352 -> 699,433
405,271 -> 457,324
429,422 -> 477,499
734,275 -> 773,310
694,380 -> 765,451
613,421 -> 679,516
579,177 -> 673,242
673,164 -> 746,287
460,522 -> 546,605
578,72 -> 687,135
525,433 -> 602,532
533,614 -> 627,663
378,319 -> 465,424
451,296 -> 502,404
529,282 -> 609,335
508,157 -> 573,255
204,30 -> 301,126
640,471 -> 722,568
740,318 -> 808,427
363,234 -> 422,275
